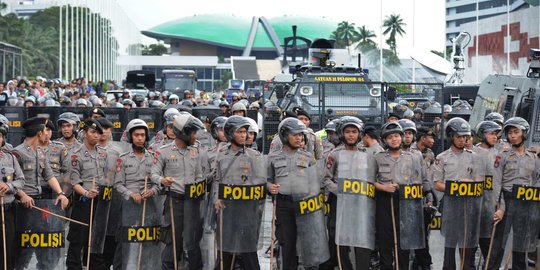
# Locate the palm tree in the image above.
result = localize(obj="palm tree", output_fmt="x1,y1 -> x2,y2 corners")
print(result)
383,14 -> 407,55
331,21 -> 359,49
355,25 -> 377,51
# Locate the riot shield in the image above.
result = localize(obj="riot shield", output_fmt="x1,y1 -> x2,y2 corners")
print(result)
183,179 -> 205,251
290,165 -> 330,267
14,199 -> 66,270
502,184 -> 540,252
441,180 -> 483,248
395,156 -> 425,250
335,150 -> 376,249
217,153 -> 266,253
121,196 -> 164,270
90,185 -> 114,253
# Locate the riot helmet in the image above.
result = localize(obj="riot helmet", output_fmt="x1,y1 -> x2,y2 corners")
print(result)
210,116 -> 228,141
223,116 -> 250,145
278,118 -> 307,148
172,112 -> 204,145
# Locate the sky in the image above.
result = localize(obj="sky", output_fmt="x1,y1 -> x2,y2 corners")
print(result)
116,0 -> 446,59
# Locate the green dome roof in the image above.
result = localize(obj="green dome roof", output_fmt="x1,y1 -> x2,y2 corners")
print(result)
142,14 -> 338,50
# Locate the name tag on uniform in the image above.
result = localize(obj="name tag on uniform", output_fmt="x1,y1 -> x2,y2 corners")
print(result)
445,180 -> 483,197
185,181 -> 206,199
295,193 -> 325,216
512,184 -> 540,201
218,183 -> 265,201
338,179 -> 375,199
399,184 -> 423,200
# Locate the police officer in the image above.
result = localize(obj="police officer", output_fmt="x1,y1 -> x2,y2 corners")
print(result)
320,119 -> 341,157
114,119 -> 159,269
66,119 -> 107,270
197,114 -> 217,151
13,117 -> 69,269
245,117 -> 259,151
56,112 -> 82,152
292,107 -> 323,160
362,125 -> 384,155
149,108 -> 180,149
473,121 -> 505,267
374,122 -> 429,270
0,115 -> 14,151
0,118 -> 25,270
213,116 -> 266,270
267,118 -> 328,270
488,117 -> 538,270
410,126 -> 437,270
231,102 -> 247,117
433,117 -> 484,270
38,120 -> 70,198
151,112 -> 205,270
323,116 -> 376,270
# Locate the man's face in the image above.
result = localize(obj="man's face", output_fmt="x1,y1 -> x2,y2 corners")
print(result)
187,131 -> 197,146
85,129 -> 100,146
451,134 -> 467,149
246,132 -> 255,145
385,133 -> 403,149
388,116 -> 399,123
220,106 -> 228,113
232,127 -> 247,145
506,127 -> 523,145
233,111 -> 244,117
287,132 -> 303,148
124,104 -> 132,110
414,113 -> 422,120
61,122 -> 75,139
0,84 -> 4,91
131,129 -> 146,148
297,115 -> 310,127
404,130 -> 414,145
165,124 -> 176,139
25,101 -> 34,107
217,128 -> 226,142
485,131 -> 499,146
170,99 -> 178,105
421,135 -> 435,148
344,126 -> 359,145
39,127 -> 52,144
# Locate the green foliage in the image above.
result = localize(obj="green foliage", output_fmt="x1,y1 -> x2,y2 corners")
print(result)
383,14 -> 406,55
0,3 -> 119,79
214,70 -> 232,90
142,44 -> 168,55
330,21 -> 359,49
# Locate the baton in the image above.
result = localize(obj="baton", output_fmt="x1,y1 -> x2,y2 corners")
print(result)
390,193 -> 400,270
137,176 -> 148,270
86,177 -> 96,270
32,205 -> 88,226
1,197 -> 6,270
168,187 -> 178,270
220,208 -> 224,270
269,197 -> 277,270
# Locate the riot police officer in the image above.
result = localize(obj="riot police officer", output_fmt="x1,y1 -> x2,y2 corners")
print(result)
151,112 -> 205,270
38,120 -> 70,200
213,116 -> 266,270
433,117 -> 484,270
13,117 -> 69,270
374,122 -> 429,270
323,116 -> 376,270
149,108 -> 180,150
473,121 -> 505,268
0,115 -> 14,151
114,119 -> 160,269
488,117 -> 539,270
0,118 -> 25,270
55,112 -> 82,152
66,119 -> 107,270
362,125 -> 384,155
292,107 -> 323,159
267,118 -> 329,270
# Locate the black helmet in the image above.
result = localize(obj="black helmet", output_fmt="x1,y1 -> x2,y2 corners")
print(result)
172,112 -> 204,145
381,122 -> 404,140
0,114 -> 10,136
484,112 -> 504,126
325,119 -> 339,132
503,117 -> 530,141
476,121 -> 502,144
278,118 -> 307,147
337,116 -> 363,143
445,117 -> 471,138
413,108 -> 423,115
223,116 -> 250,143
57,112 -> 81,129
125,119 -> 149,143
210,116 -> 228,141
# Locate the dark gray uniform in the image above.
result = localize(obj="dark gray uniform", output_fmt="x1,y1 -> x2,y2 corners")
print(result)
66,144 -> 108,270
55,137 -> 82,153
0,150 -> 25,270
151,143 -> 204,270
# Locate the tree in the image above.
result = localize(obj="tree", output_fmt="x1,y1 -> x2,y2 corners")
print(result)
142,44 -> 168,55
383,14 -> 406,55
330,21 -> 359,49
355,25 -> 377,52
0,1 -> 7,13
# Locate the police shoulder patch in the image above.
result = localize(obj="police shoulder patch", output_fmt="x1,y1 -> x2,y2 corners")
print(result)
326,155 -> 334,169
435,159 -> 440,165
116,158 -> 123,173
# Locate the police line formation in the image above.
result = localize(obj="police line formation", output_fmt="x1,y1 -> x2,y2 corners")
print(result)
0,104 -> 538,270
